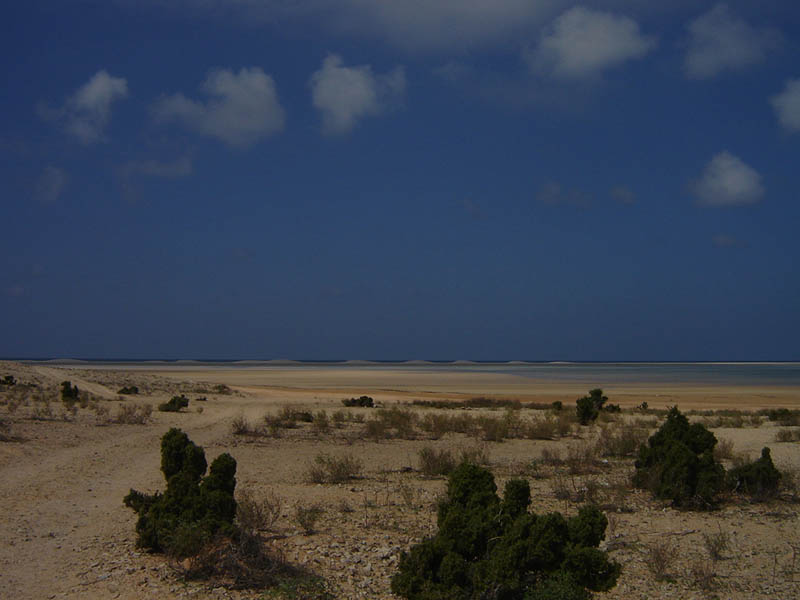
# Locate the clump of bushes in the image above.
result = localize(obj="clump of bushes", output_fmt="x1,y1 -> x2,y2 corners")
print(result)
634,407 -> 784,508
118,385 -> 139,395
342,395 -> 374,407
159,394 -> 190,412
123,428 -> 237,558
391,462 -> 620,599
1,375 -> 17,386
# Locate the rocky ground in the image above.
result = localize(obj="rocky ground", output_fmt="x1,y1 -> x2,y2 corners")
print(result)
1,361 -> 799,599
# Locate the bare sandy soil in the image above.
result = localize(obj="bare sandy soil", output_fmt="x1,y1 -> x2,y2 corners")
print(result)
1,361 -> 799,600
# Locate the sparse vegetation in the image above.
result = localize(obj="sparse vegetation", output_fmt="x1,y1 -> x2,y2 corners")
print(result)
644,540 -> 675,581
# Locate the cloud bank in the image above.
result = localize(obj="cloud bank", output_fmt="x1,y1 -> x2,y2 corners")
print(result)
153,67 -> 285,147
309,55 -> 405,135
684,3 -> 780,79
692,151 -> 764,206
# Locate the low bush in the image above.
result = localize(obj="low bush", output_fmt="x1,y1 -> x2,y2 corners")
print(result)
123,428 -> 237,558
306,453 -> 362,484
702,527 -> 730,561
236,488 -> 282,533
294,504 -> 324,535
764,408 -> 800,427
596,425 -> 648,458
391,463 -> 620,599
644,540 -> 674,581
115,403 -> 152,424
2,375 -> 17,386
61,381 -> 79,403
775,428 -> 800,443
159,395 -> 189,412
118,385 -> 139,395
312,410 -> 329,434
342,395 -> 374,407
418,446 -> 456,477
727,447 -> 782,500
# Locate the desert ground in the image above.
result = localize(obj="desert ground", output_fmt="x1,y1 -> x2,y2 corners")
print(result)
1,361 -> 799,599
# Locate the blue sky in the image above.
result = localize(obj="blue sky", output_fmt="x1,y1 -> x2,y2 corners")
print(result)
2,1 -> 799,361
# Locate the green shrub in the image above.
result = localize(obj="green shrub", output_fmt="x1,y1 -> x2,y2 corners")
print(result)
159,395 -> 190,412
342,395 -> 374,407
2,375 -> 17,386
391,463 -> 620,599
633,407 -> 725,509
576,397 -> 598,426
576,389 -> 606,426
551,401 -> 564,412
118,385 -> 139,395
727,447 -> 782,500
123,428 -> 237,558
61,381 -> 79,403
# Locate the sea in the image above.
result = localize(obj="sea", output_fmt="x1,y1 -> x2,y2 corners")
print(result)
17,359 -> 800,387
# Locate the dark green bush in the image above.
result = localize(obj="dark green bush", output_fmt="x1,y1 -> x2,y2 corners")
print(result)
61,380 -> 79,402
727,447 -> 782,500
391,463 -> 620,599
551,401 -> 563,412
159,394 -> 190,412
118,385 -> 139,395
124,428 -> 237,558
342,395 -> 374,407
1,375 -> 16,386
576,397 -> 597,426
634,407 -> 725,509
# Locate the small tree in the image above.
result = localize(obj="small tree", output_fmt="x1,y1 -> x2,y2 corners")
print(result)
391,463 -> 620,599
124,428 -> 237,558
576,389 -> 608,425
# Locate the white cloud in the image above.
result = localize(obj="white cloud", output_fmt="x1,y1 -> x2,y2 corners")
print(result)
153,67 -> 285,147
684,3 -> 780,80
119,156 -> 193,178
771,78 -> 800,133
40,70 -> 128,143
527,7 -> 656,79
34,166 -> 68,203
692,151 -> 764,206
309,55 -> 405,135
